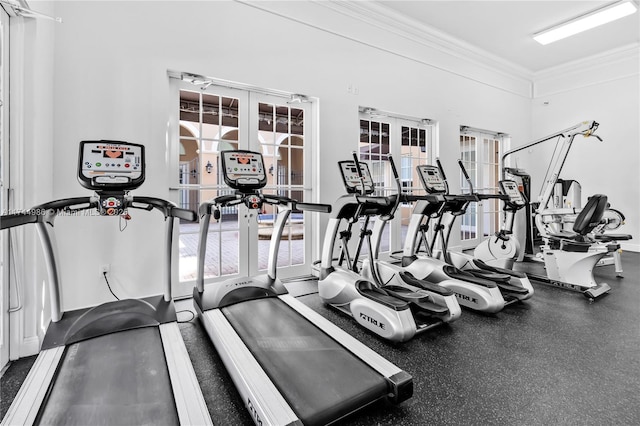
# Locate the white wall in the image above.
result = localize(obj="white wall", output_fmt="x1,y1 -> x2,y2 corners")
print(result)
13,0 -> 635,356
525,52 -> 639,251
39,0 -> 531,313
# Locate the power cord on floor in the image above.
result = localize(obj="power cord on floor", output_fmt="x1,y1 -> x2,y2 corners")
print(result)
102,271 -> 196,322
176,310 -> 195,323
103,271 -> 120,300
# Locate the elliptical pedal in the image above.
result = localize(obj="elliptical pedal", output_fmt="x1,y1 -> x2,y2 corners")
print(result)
495,282 -> 530,295
398,271 -> 455,296
466,269 -> 512,284
384,286 -> 450,317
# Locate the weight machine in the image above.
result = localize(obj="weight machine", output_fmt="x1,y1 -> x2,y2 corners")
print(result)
501,121 -> 631,300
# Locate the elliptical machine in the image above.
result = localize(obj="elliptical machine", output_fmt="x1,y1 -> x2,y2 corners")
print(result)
474,179 -> 528,269
426,159 -> 534,305
318,153 -> 461,342
354,156 -> 509,314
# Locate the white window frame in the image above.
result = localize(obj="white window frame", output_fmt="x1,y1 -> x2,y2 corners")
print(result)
459,126 -> 509,249
168,73 -> 319,297
0,5 -> 9,369
358,108 -> 435,257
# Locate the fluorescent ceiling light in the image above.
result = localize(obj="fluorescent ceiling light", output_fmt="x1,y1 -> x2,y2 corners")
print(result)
533,0 -> 638,45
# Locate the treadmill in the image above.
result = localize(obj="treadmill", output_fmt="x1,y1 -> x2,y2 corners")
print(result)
194,150 -> 412,425
1,141 -> 211,425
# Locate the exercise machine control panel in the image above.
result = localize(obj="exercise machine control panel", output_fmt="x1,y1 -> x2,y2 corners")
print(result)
221,150 -> 267,191
417,165 -> 446,194
338,161 -> 374,194
499,180 -> 526,206
78,141 -> 145,191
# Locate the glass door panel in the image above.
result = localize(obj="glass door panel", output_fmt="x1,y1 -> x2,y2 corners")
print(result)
255,97 -> 311,278
459,131 -> 503,249
174,83 -> 315,289
177,85 -> 247,288
0,6 -> 9,369
460,134 -> 478,243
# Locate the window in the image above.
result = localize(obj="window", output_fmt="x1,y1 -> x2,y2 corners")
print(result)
459,127 -> 507,248
169,74 -> 316,296
359,118 -> 390,193
358,108 -> 435,254
178,89 -> 240,282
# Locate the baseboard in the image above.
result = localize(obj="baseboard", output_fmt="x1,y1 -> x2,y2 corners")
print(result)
620,241 -> 639,253
18,336 -> 40,359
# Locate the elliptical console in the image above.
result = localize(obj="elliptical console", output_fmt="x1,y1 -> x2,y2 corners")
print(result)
339,161 -> 375,194
417,164 -> 447,194
500,180 -> 527,209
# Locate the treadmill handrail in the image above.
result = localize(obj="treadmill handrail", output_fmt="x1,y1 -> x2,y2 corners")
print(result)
197,192 -> 330,292
0,195 -> 195,322
204,192 -> 331,213
1,196 -> 194,229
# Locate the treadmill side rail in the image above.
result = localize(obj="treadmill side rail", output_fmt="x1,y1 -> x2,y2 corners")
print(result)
1,347 -> 64,426
198,307 -> 302,426
159,323 -> 213,426
279,294 -> 412,401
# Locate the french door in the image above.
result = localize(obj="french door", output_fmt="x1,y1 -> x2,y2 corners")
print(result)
358,109 -> 434,257
172,81 -> 314,296
459,130 -> 504,249
0,5 -> 9,369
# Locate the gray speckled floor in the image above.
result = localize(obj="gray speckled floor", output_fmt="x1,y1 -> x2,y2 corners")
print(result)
2,252 -> 639,425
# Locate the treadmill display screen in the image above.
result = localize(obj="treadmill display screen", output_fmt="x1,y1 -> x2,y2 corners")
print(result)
78,141 -> 145,191
220,150 -> 267,190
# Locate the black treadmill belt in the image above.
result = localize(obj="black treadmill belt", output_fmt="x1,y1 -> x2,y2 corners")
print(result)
37,327 -> 179,425
222,298 -> 389,426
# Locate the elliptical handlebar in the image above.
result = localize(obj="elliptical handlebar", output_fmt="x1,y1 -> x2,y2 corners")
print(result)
457,159 -> 475,194
351,150 -> 403,219
351,151 -> 367,197
387,155 -> 402,221
456,160 -> 508,201
435,158 -> 450,195
265,194 -> 331,213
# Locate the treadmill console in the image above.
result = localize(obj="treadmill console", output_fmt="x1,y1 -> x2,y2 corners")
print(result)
338,161 -> 375,194
499,180 -> 526,206
78,141 -> 145,191
220,150 -> 267,191
417,165 -> 446,194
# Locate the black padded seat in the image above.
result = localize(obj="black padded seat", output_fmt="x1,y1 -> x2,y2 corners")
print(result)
547,194 -> 608,252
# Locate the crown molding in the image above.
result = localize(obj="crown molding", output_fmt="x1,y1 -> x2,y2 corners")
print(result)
533,43 -> 640,97
315,0 -> 534,81
239,0 -> 532,97
533,43 -> 640,80
238,0 -> 637,99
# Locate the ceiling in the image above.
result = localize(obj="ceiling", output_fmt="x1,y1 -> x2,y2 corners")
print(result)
376,0 -> 640,73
